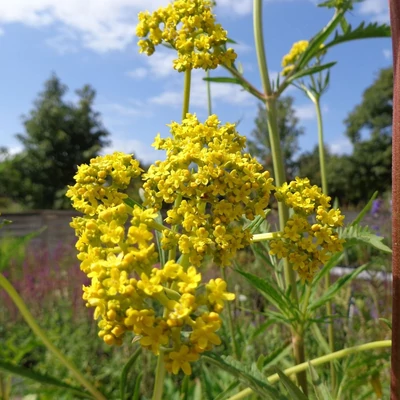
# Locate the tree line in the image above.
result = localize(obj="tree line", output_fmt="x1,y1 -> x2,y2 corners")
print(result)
0,68 -> 393,210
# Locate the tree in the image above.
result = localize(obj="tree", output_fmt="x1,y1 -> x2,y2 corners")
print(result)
0,74 -> 110,209
247,97 -> 304,180
345,67 -> 393,143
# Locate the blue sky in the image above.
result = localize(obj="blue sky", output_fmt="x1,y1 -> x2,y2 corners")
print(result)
0,0 -> 392,164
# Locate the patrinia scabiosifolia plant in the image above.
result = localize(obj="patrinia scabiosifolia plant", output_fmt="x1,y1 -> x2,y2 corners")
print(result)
66,0 -> 345,378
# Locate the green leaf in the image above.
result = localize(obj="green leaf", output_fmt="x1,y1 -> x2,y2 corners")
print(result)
350,191 -> 378,226
202,354 -> 284,399
308,362 -> 334,400
123,196 -> 144,209
309,263 -> 368,311
0,360 -> 92,398
312,252 -> 343,287
297,10 -> 345,70
269,367 -> 308,400
324,22 -> 391,51
203,77 -> 243,85
379,318 -> 392,330
262,340 -> 292,369
120,347 -> 141,400
339,224 -> 392,253
213,380 -> 240,400
227,37 -> 238,44
286,62 -> 336,85
154,210 -> 167,267
244,211 -> 270,234
132,371 -> 142,400
235,269 -> 292,316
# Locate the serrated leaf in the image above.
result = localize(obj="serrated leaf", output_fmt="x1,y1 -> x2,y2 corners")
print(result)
339,224 -> 392,253
269,367 -> 308,400
235,269 -> 292,316
309,263 -> 368,311
0,360 -> 92,398
308,362 -> 334,400
286,62 -> 336,84
203,354 -> 284,399
324,21 -> 391,51
120,347 -> 141,400
203,77 -> 243,84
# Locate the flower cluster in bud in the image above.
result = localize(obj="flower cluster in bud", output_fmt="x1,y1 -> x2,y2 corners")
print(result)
143,113 -> 274,266
136,0 -> 237,71
270,177 -> 345,281
68,152 -> 236,375
281,40 -> 309,76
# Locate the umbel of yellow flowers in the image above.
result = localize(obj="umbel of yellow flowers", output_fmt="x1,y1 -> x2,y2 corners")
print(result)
136,0 -> 237,71
67,114 -> 344,374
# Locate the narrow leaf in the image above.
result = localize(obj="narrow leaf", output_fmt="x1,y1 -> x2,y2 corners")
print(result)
203,354 -> 283,399
309,263 -> 368,311
0,360 -> 92,398
308,362 -> 334,400
120,347 -> 141,400
213,380 -> 240,400
203,77 -> 243,84
132,372 -> 142,400
235,269 -> 291,315
350,191 -> 378,226
379,318 -> 392,330
286,62 -> 336,85
270,367 -> 308,400
154,210 -> 167,267
123,196 -> 144,209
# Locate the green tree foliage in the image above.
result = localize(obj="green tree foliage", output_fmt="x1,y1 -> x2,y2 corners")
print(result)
247,97 -> 304,179
345,67 -> 393,143
0,74 -> 110,209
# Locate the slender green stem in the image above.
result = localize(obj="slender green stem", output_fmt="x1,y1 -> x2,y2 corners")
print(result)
152,350 -> 166,400
314,95 -> 336,390
222,268 -> 240,360
0,273 -> 106,400
227,340 -> 392,400
206,69 -> 212,116
252,232 -> 282,242
182,69 -> 191,119
253,0 -> 305,392
315,96 -> 328,194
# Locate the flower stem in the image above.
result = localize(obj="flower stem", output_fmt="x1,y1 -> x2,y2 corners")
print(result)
152,350 -> 166,400
0,273 -> 106,400
252,232 -> 282,242
314,95 -> 336,390
253,0 -> 305,393
182,69 -> 192,119
222,268 -> 240,360
227,340 -> 392,400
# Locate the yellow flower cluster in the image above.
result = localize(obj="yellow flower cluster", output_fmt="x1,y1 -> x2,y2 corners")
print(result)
66,152 -> 143,216
143,113 -> 274,266
281,40 -> 309,76
136,0 -> 237,71
270,177 -> 345,281
68,152 -> 236,375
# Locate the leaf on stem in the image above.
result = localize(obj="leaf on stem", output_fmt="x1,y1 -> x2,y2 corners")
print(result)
267,367 -> 308,400
120,347 -> 141,400
308,362 -> 334,400
285,62 -> 336,85
203,77 -> 243,84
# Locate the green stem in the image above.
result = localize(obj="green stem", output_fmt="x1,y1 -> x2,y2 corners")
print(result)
253,0 -> 305,392
0,273 -> 106,400
182,69 -> 191,119
227,340 -> 392,400
314,95 -> 336,390
222,268 -> 240,360
206,69 -> 212,116
152,350 -> 166,400
252,232 -> 282,242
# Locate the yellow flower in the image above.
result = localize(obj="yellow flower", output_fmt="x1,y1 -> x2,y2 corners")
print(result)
206,278 -> 235,312
136,0 -> 237,71
166,345 -> 200,375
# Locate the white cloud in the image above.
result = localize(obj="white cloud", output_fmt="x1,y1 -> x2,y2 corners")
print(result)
358,0 -> 389,23
0,27 -> 4,36
383,48 -> 392,60
295,103 -> 316,120
103,138 -> 163,164
45,26 -> 79,54
328,138 -> 352,155
0,0 -> 258,53
126,67 -> 148,79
